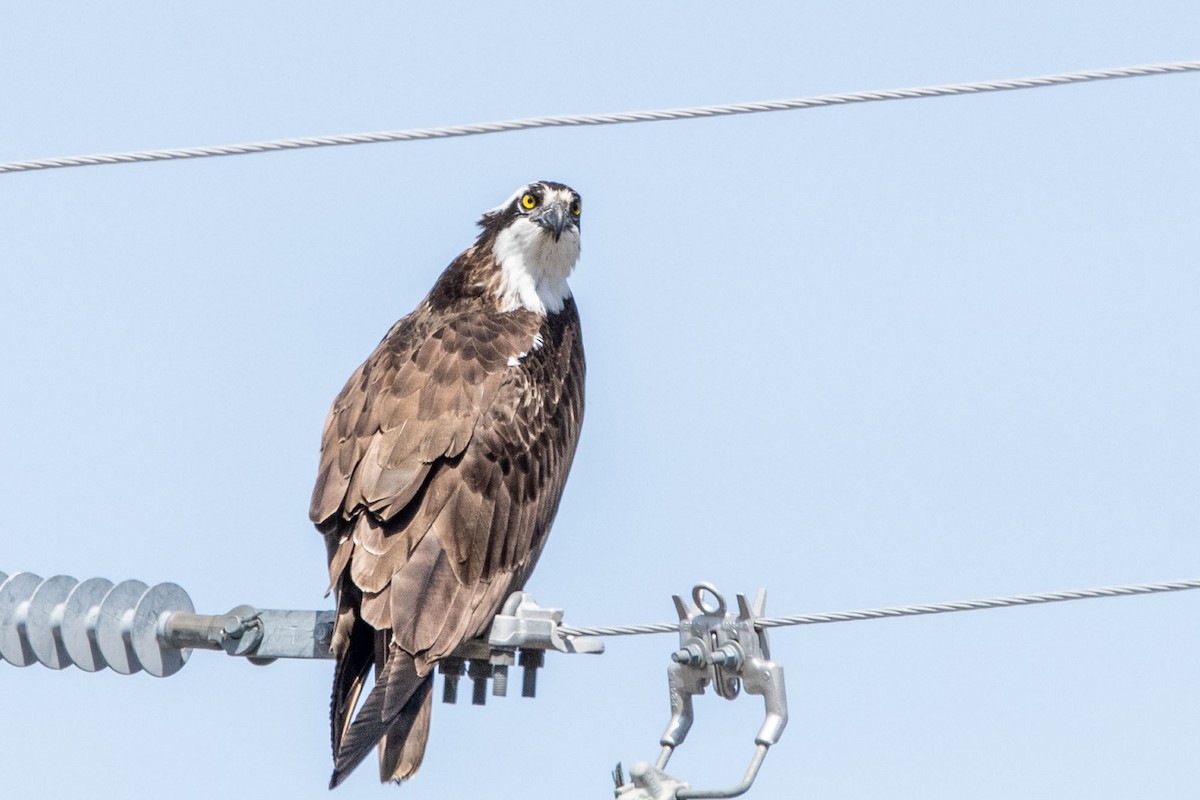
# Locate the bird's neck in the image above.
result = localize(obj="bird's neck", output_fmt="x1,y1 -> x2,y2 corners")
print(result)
491,224 -> 577,315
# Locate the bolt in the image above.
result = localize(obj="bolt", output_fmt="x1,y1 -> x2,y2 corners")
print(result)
709,643 -> 743,669
439,658 -> 465,704
490,650 -> 515,697
671,643 -> 706,667
468,659 -> 492,706
221,615 -> 244,639
519,649 -> 544,698
492,664 -> 509,696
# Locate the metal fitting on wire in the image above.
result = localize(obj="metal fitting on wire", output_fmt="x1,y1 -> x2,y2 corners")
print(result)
615,583 -> 788,800
437,591 -> 603,704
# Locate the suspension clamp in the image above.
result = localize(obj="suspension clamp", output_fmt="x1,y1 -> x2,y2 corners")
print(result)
614,583 -> 788,800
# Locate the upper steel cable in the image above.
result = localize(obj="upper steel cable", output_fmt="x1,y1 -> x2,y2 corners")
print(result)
1,59 -> 1198,175
558,578 -> 1200,638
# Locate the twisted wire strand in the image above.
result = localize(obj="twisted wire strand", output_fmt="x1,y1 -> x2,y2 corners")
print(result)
558,578 -> 1200,638
2,59 -> 1198,175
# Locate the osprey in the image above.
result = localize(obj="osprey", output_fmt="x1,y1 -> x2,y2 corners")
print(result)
309,181 -> 586,787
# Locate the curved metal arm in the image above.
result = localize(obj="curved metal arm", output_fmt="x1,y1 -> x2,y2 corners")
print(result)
676,745 -> 769,800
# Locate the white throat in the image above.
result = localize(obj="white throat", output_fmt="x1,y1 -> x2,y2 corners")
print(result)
492,217 -> 579,314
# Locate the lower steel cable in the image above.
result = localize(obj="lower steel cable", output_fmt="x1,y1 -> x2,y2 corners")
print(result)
558,578 -> 1200,638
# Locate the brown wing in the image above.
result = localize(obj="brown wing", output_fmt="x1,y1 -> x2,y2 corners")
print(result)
310,309 -> 510,534
315,299 -> 585,785
385,300 -> 586,654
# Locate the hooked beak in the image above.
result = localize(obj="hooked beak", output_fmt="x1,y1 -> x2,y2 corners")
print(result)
533,202 -> 569,242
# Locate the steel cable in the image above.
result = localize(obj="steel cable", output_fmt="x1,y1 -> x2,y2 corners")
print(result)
559,578 -> 1200,638
2,59 -> 1198,175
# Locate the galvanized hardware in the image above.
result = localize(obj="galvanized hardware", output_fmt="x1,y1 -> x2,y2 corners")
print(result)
437,591 -> 603,703
615,762 -> 690,800
486,591 -> 605,654
615,583 -> 788,800
2,572 -> 602,690
490,650 -> 515,697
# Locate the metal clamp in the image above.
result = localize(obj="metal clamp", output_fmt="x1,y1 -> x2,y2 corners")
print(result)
615,583 -> 788,800
439,592 -> 604,704
487,591 -> 605,654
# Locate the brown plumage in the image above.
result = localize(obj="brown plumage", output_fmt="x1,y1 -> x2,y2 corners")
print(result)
310,182 -> 585,788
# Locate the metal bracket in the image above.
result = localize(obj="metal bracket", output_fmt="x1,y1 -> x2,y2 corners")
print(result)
438,591 -> 604,703
615,583 -> 788,800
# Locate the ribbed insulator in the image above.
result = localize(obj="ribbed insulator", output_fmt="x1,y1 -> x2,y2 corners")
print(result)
0,572 -> 195,677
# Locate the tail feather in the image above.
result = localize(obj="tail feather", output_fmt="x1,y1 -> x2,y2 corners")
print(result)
378,678 -> 434,782
330,615 -> 374,756
329,649 -> 431,789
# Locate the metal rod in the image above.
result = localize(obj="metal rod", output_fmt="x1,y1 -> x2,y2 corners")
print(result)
675,744 -> 769,799
160,612 -> 238,651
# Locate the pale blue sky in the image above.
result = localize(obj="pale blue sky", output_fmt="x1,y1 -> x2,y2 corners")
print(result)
2,3 -> 1197,798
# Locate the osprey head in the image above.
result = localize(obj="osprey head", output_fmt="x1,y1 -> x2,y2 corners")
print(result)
482,181 -> 582,314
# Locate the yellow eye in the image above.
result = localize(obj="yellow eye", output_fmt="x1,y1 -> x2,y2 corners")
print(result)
520,193 -> 537,210
569,199 -> 581,216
